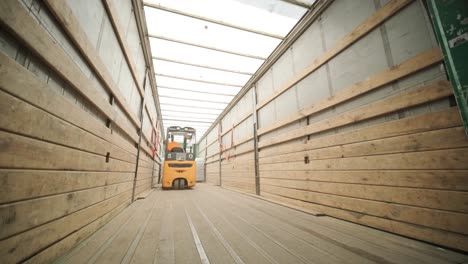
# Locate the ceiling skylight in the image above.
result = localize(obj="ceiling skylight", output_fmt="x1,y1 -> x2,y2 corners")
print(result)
143,0 -> 312,139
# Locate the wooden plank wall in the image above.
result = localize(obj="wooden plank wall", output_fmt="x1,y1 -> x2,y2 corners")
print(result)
0,0 -> 163,262
221,151 -> 256,194
205,161 -> 221,186
203,125 -> 221,186
198,89 -> 257,193
199,0 -> 468,252
218,89 -> 256,193
201,121 -> 256,193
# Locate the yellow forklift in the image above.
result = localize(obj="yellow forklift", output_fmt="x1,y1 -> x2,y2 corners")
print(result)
162,126 -> 196,190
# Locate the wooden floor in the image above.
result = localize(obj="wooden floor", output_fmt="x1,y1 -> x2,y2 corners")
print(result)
55,184 -> 468,264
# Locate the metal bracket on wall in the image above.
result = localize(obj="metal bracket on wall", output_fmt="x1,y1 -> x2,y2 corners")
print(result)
131,69 -> 149,202
252,86 -> 261,195
158,163 -> 162,184
427,0 -> 468,136
204,137 -> 208,183
218,123 -> 222,187
132,98 -> 145,202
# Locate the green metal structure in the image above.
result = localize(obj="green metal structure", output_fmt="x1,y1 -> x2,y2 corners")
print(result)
426,0 -> 468,136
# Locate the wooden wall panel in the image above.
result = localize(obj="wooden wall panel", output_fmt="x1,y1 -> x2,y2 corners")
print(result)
221,152 -> 256,194
0,190 -> 133,263
206,162 -> 220,186
24,201 -> 129,264
198,0 -> 468,252
0,0 -> 160,262
254,67 -> 468,250
0,170 -> 133,204
259,190 -> 468,252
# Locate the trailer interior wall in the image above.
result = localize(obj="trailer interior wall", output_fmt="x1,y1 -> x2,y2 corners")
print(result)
0,0 -> 163,262
198,0 -> 468,251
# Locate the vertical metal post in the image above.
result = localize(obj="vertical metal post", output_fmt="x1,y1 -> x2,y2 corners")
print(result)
131,98 -> 145,202
218,123 -> 222,186
204,137 -> 208,182
157,123 -> 164,184
158,163 -> 162,184
252,86 -> 261,195
151,157 -> 155,188
131,69 -> 148,202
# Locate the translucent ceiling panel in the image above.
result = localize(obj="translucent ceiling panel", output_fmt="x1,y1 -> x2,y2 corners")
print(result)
162,111 -> 219,119
161,105 -> 222,115
149,38 -> 263,73
145,8 -> 282,58
159,97 -> 227,110
164,115 -> 215,124
164,116 -> 215,123
164,115 -> 216,124
163,121 -> 211,130
164,125 -> 211,133
153,59 -> 250,86
158,88 -> 233,103
144,0 -> 307,37
145,0 -> 311,141
163,119 -> 211,129
164,118 -> 213,124
156,76 -> 241,96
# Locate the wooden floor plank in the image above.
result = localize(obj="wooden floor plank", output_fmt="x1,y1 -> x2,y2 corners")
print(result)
121,192 -> 160,264
204,186 -> 466,264
319,217 -> 468,264
155,196 -> 176,264
189,193 -> 276,264
183,197 -> 238,264
129,191 -> 167,263
56,201 -> 141,264
205,187 -> 409,264
89,193 -> 156,263
193,189 -> 344,264
170,192 -> 202,264
193,192 -> 317,263
55,184 -> 468,264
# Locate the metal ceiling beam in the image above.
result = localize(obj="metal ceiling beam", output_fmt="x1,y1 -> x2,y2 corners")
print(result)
161,109 -> 221,116
143,2 -> 284,40
163,124 -> 211,129
163,123 -> 211,129
165,122 -> 209,131
159,95 -> 230,104
163,115 -> 216,122
163,118 -> 213,124
161,105 -> 222,113
164,127 -> 209,133
148,34 -> 266,60
158,85 -> 238,96
155,73 -> 243,87
162,123 -> 214,129
163,117 -> 217,123
153,56 -> 253,75
161,109 -> 220,117
163,120 -> 211,126
280,0 -> 312,8
160,102 -> 225,110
